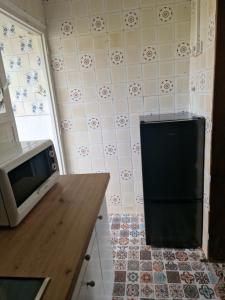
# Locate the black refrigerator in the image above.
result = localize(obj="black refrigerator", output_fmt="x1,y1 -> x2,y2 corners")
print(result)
140,113 -> 205,248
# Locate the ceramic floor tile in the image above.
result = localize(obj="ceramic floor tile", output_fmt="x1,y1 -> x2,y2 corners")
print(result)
166,271 -> 181,283
140,271 -> 153,284
154,284 -> 169,298
183,284 -> 199,298
127,271 -> 139,283
127,260 -> 140,271
140,283 -> 154,297
140,260 -> 152,271
180,271 -> 195,284
110,214 -> 225,300
194,271 -> 210,284
113,283 -> 126,296
140,249 -> 151,260
168,283 -> 184,298
115,271 -> 127,282
126,283 -> 139,297
154,271 -> 167,284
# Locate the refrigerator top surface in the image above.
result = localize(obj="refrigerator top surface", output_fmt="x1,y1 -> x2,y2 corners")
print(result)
140,112 -> 204,124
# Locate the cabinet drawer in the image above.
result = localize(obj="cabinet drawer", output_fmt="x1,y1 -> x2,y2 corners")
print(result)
72,199 -> 113,300
71,258 -> 88,300
71,229 -> 95,299
78,234 -> 103,299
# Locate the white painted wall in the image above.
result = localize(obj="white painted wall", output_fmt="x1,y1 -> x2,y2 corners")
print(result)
15,115 -> 54,141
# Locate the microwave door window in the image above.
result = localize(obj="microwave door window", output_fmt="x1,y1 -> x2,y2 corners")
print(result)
8,151 -> 52,207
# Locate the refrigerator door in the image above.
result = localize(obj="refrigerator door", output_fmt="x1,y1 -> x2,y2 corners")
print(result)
144,200 -> 203,248
140,114 -> 205,248
140,118 -> 205,201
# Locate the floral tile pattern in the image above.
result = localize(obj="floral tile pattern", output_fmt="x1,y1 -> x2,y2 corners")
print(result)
43,0 -> 192,211
0,21 -> 49,117
111,214 -> 224,300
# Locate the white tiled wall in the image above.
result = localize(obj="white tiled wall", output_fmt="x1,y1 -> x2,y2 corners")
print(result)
189,0 -> 216,255
0,16 -> 55,144
0,0 -> 45,145
0,24 -> 50,118
44,0 -> 191,213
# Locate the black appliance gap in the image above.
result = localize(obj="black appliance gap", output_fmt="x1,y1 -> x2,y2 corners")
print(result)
140,112 -> 205,248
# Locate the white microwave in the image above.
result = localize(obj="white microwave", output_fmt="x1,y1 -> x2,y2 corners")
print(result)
0,140 -> 59,227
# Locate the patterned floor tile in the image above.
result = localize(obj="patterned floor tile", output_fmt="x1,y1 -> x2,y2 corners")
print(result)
130,216 -> 139,223
126,283 -> 139,297
199,284 -> 216,299
155,284 -> 169,298
178,261 -> 192,271
140,284 -> 154,297
139,230 -> 145,238
112,237 -> 119,245
183,284 -> 199,298
153,261 -> 164,272
140,261 -> 152,271
165,261 -> 178,271
112,230 -> 120,238
115,271 -> 127,282
110,214 -> 225,300
166,271 -> 181,283
117,250 -> 128,260
152,250 -> 163,260
168,283 -> 184,298
128,260 -> 140,271
140,250 -> 151,260
130,238 -> 140,245
180,271 -> 195,284
127,272 -> 139,283
121,223 -> 130,230
194,271 -> 210,284
175,250 -> 188,261
121,216 -> 130,223
140,238 -> 146,245
163,250 -> 175,261
130,230 -> 140,238
188,250 -> 203,261
192,261 -> 206,271
112,223 -> 120,230
154,272 -> 167,284
140,272 -> 153,284
128,250 -> 139,260
120,230 -> 130,237
113,283 -> 126,296
141,245 -> 151,251
119,237 -> 129,246
114,259 -> 127,271
214,281 -> 225,299
130,223 -> 139,230
113,215 -> 121,223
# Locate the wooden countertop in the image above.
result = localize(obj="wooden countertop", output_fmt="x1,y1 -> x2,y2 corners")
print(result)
0,173 -> 110,300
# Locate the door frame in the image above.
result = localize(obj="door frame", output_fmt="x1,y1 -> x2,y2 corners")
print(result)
0,2 -> 67,174
0,51 -> 19,144
208,0 -> 225,261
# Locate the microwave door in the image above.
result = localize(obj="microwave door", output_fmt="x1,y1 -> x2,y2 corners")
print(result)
8,148 -> 53,208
